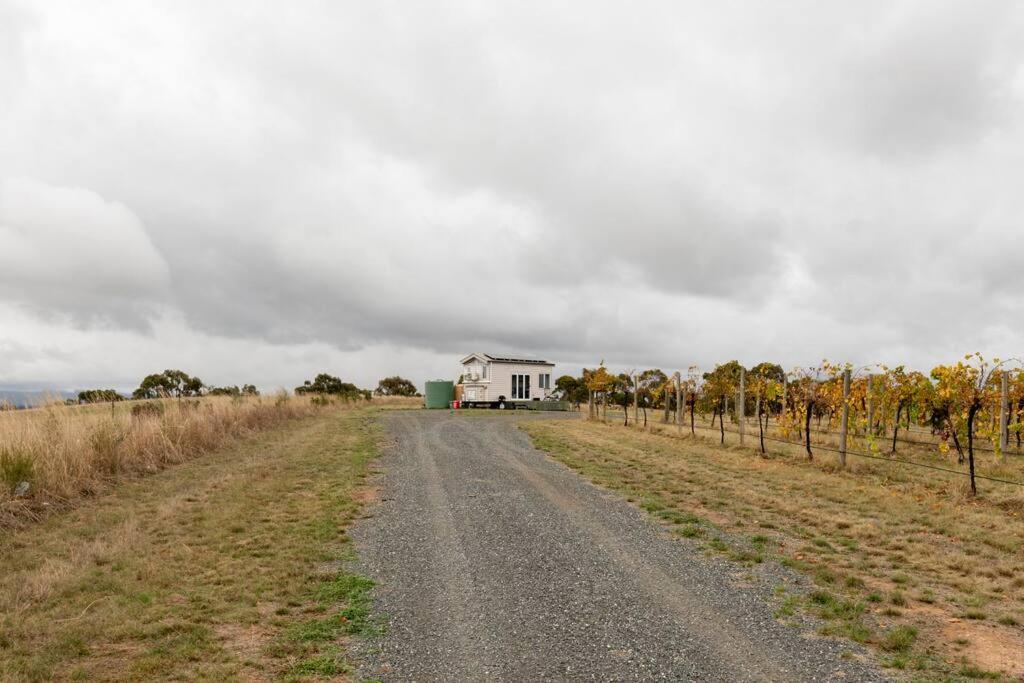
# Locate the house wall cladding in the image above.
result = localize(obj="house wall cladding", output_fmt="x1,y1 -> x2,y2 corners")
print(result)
488,362 -> 553,399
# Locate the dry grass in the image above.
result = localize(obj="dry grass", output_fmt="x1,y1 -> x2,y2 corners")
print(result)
0,393 -> 390,528
0,407 -> 382,680
524,417 -> 1024,681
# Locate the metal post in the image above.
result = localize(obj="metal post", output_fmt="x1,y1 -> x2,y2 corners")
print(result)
840,368 -> 850,468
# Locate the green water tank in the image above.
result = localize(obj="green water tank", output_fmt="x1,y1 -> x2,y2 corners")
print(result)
424,380 -> 454,409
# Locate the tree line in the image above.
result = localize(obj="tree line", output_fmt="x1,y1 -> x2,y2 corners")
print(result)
73,370 -> 420,404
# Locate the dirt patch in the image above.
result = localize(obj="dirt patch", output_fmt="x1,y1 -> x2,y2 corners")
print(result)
352,486 -> 378,505
215,623 -> 273,681
942,620 -> 1024,678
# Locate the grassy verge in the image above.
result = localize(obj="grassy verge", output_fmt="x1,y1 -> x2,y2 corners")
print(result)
0,408 -> 383,681
523,418 -> 1024,681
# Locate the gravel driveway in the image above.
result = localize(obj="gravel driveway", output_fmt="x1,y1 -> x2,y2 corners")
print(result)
350,411 -> 889,682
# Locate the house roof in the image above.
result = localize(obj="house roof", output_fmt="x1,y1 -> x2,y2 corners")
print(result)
460,352 -> 553,366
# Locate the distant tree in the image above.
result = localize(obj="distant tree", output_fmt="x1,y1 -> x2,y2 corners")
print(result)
208,385 -> 242,397
132,370 -> 204,399
242,384 -> 259,396
376,376 -> 418,397
554,375 -> 588,408
77,389 -> 124,403
295,373 -> 369,401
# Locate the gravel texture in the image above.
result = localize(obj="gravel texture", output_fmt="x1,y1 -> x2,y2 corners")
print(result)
350,411 -> 891,682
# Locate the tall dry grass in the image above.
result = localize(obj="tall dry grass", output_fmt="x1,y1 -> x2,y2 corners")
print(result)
0,393 -> 352,528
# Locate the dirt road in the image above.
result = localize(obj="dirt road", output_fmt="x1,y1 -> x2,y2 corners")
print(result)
351,412 -> 888,681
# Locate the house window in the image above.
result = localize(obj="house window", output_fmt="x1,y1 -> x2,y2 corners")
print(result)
482,365 -> 487,379
539,373 -> 550,390
512,374 -> 531,399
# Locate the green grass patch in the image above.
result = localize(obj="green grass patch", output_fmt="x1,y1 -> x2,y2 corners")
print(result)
0,410 -> 382,681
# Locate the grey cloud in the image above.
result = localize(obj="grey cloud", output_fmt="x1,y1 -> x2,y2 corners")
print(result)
1,0 -> 1024,391
0,177 -> 170,330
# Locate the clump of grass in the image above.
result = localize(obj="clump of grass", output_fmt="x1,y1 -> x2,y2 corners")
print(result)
290,651 -> 348,676
880,625 -> 918,653
707,538 -> 729,552
890,590 -> 907,607
775,595 -> 799,619
657,509 -> 700,525
997,615 -> 1018,626
728,549 -> 763,564
813,568 -> 837,585
958,664 -> 1000,679
677,524 -> 703,538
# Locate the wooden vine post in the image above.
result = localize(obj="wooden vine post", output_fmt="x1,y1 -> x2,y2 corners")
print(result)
781,375 -> 787,419
632,373 -> 639,427
866,374 -> 874,436
738,368 -> 746,446
1000,371 -> 1009,457
674,372 -> 682,434
839,368 -> 850,468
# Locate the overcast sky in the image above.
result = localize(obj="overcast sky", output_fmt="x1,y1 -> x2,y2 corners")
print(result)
2,1 -> 1024,393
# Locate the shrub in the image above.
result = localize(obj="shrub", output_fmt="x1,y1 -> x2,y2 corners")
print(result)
0,446 -> 33,494
131,403 -> 164,419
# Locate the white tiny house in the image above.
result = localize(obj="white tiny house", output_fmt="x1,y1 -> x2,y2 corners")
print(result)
459,353 -> 555,406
